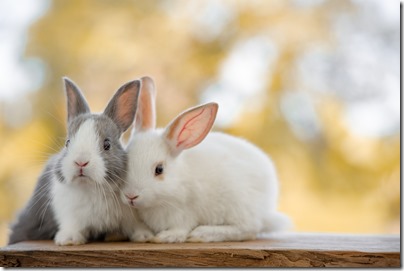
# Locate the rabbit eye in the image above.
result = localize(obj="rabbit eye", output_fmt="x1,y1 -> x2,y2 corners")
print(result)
155,164 -> 164,176
65,139 -> 70,148
103,139 -> 111,151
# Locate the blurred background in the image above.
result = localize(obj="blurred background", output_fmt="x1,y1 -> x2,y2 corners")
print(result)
0,0 -> 400,246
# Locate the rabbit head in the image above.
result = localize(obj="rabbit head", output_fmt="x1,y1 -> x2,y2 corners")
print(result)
55,77 -> 141,189
123,95 -> 218,209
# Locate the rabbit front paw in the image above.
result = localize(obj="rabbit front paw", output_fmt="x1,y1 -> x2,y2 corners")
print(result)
188,225 -> 256,242
55,230 -> 86,246
130,229 -> 155,243
187,226 -> 214,242
152,229 -> 188,243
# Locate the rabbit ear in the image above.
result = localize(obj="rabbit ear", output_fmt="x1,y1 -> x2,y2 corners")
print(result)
135,76 -> 157,131
63,77 -> 90,122
103,79 -> 141,133
164,103 -> 218,156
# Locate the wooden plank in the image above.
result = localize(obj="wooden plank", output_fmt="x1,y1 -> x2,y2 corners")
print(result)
0,233 -> 400,267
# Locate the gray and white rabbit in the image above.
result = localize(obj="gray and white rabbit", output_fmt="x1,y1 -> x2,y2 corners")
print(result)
121,78 -> 292,243
9,77 -> 152,245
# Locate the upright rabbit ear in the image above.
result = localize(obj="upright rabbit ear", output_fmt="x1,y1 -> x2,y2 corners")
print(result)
103,79 -> 141,133
63,77 -> 90,123
135,76 -> 157,131
164,103 -> 218,156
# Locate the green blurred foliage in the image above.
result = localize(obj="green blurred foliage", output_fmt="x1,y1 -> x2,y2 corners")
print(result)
0,0 -> 399,246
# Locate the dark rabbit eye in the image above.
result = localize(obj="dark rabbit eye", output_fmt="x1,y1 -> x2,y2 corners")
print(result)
103,139 -> 111,151
155,164 -> 164,176
65,139 -> 70,148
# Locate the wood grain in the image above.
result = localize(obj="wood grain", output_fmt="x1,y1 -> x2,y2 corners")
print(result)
0,233 -> 400,267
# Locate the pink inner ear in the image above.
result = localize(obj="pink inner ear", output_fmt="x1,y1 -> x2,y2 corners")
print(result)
135,101 -> 153,130
176,107 -> 212,149
117,90 -> 135,125
165,102 -> 218,154
135,82 -> 156,131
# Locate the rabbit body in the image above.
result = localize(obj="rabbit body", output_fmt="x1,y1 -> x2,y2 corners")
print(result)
119,78 -> 290,243
50,79 -> 154,245
52,117 -> 152,245
124,129 -> 290,243
9,77 -> 153,245
51,117 -> 125,245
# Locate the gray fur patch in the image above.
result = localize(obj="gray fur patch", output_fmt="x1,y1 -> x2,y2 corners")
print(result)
8,155 -> 59,244
93,115 -> 127,189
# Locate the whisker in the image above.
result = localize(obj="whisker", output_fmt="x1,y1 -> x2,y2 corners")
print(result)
38,192 -> 54,231
103,180 -> 122,219
25,181 -> 53,214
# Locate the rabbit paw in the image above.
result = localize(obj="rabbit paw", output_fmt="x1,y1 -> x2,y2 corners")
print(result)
130,229 -> 154,243
55,230 -> 86,246
187,226 -> 214,242
188,225 -> 256,242
152,230 -> 188,243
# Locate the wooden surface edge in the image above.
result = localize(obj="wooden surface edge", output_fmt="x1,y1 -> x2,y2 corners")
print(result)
0,247 -> 400,267
0,233 -> 401,267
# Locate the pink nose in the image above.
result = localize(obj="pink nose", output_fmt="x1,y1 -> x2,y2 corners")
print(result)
75,161 -> 89,167
125,194 -> 139,200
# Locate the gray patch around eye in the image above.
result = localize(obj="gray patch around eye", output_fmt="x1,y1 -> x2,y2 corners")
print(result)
93,115 -> 128,188
94,115 -> 121,141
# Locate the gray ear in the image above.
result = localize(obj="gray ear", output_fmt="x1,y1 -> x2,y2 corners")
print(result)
63,77 -> 90,123
103,79 -> 141,133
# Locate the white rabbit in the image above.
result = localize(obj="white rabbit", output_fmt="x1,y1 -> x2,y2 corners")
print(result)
50,77 -> 152,245
121,78 -> 291,243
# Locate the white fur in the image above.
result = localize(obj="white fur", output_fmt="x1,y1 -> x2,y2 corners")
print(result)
52,119 -> 151,245
61,119 -> 106,184
123,130 -> 292,243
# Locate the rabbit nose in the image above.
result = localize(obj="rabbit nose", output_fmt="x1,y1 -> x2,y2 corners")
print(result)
125,194 -> 139,200
75,161 -> 89,168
